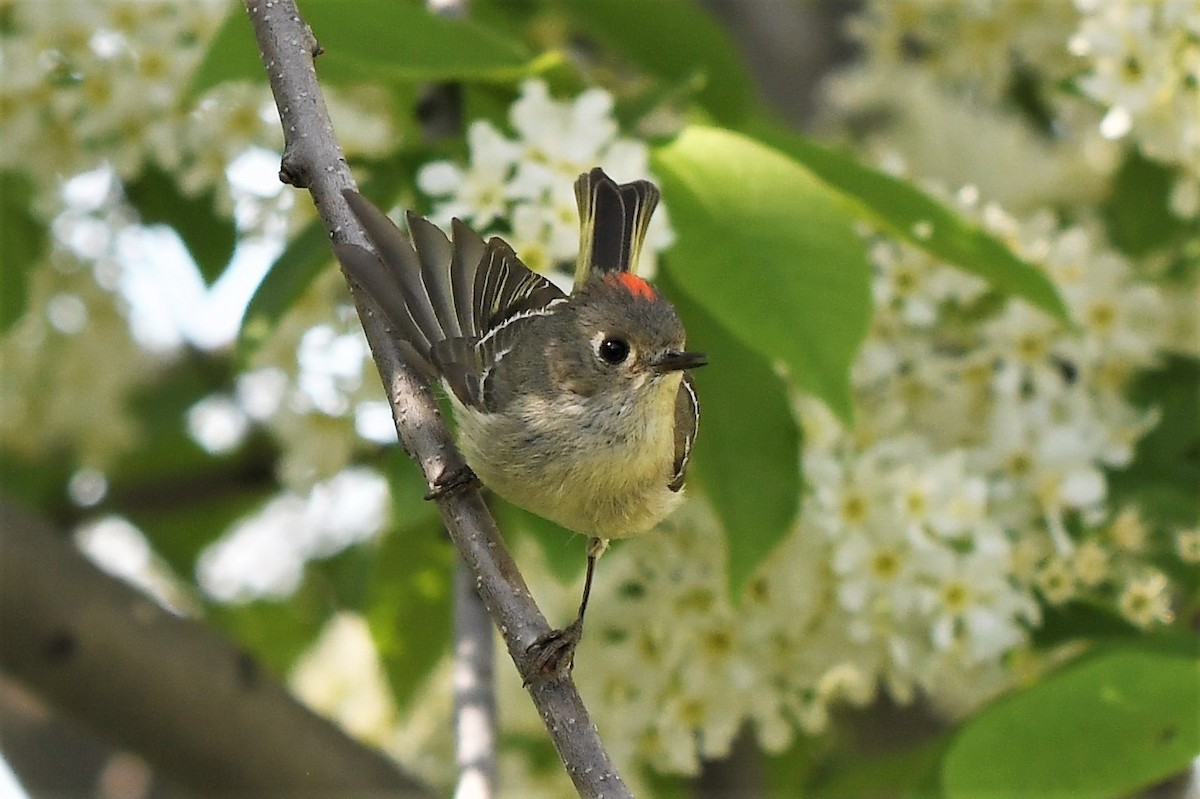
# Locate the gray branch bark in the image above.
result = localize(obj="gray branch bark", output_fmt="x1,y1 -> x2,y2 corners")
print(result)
242,1 -> 632,796
453,562 -> 497,799
0,497 -> 435,797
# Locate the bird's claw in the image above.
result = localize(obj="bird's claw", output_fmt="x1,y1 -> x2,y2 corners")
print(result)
524,619 -> 583,684
424,464 -> 480,500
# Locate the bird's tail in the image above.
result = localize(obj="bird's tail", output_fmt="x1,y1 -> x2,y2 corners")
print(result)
573,167 -> 660,290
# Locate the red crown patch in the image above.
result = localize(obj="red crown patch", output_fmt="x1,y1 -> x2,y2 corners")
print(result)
605,272 -> 657,301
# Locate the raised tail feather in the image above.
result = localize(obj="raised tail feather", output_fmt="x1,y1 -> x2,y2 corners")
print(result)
573,167 -> 660,289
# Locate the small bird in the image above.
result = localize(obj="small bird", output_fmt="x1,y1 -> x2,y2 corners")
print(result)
335,167 -> 705,677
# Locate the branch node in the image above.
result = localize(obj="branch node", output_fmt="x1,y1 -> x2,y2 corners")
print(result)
279,150 -> 309,187
424,464 -> 481,500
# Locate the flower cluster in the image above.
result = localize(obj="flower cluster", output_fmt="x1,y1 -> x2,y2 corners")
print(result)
10,0 -> 1194,792
1,1 -> 228,192
1071,0 -> 1200,195
0,0 -> 399,474
844,0 -> 1200,215
846,0 -> 1080,100
417,79 -> 674,282
0,1 -> 396,206
805,198 -> 1177,668
0,189 -> 157,469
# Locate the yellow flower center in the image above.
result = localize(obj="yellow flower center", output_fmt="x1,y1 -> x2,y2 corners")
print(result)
870,550 -> 900,579
840,493 -> 869,525
1086,301 -> 1117,333
1016,332 -> 1047,361
941,581 -> 969,612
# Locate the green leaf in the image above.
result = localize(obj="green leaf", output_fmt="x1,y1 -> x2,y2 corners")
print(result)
639,769 -> 691,799
0,448 -> 73,514
207,583 -> 336,678
764,735 -> 825,799
125,164 -> 236,285
0,171 -> 47,332
566,0 -> 757,126
366,516 -> 455,710
1103,149 -> 1200,258
942,648 -> 1200,798
812,739 -> 946,799
750,123 -> 1071,323
1109,355 -> 1200,527
659,269 -> 801,599
188,6 -> 266,96
303,0 -> 540,86
652,126 -> 872,424
238,220 -> 330,359
312,542 -> 377,611
131,489 -> 269,579
1031,599 -> 1141,649
191,0 -> 537,98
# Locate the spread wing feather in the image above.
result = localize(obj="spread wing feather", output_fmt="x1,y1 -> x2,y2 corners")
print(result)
337,189 -> 565,411
406,212 -> 460,340
473,238 -> 568,408
450,219 -> 485,340
334,241 -> 437,376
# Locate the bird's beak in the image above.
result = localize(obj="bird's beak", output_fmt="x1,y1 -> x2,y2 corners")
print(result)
651,350 -> 708,373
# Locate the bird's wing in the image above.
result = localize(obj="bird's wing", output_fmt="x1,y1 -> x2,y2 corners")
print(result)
669,372 -> 700,492
338,189 -> 566,410
470,237 -> 568,411
338,191 -> 455,373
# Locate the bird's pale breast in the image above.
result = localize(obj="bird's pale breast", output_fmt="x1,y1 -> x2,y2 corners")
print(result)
450,374 -> 684,538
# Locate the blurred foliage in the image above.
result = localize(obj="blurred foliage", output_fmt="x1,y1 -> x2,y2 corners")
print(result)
0,171 -> 46,332
125,165 -> 237,285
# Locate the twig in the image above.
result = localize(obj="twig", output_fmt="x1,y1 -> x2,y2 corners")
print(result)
0,497 -> 436,798
453,562 -> 497,799
241,2 -> 632,796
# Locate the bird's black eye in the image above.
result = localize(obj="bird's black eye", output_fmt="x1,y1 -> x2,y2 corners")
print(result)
598,336 -> 630,365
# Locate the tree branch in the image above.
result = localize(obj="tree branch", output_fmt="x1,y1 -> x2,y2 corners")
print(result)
453,562 -> 497,798
242,2 -> 632,796
0,496 -> 435,797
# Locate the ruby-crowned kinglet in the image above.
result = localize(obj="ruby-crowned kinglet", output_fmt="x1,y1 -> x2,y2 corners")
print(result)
336,167 -> 705,676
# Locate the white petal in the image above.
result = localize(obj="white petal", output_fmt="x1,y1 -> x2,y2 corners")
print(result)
467,120 -> 518,168
416,161 -> 463,196
1061,467 -> 1107,507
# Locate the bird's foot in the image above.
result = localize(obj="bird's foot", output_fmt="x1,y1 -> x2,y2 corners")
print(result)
423,464 -> 480,500
524,618 -> 583,684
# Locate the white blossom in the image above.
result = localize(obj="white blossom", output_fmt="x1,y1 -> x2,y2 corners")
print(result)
415,79 -> 673,281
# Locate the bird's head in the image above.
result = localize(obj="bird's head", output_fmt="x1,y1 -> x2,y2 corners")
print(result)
546,272 -> 707,400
